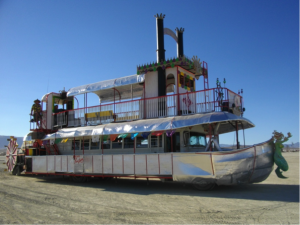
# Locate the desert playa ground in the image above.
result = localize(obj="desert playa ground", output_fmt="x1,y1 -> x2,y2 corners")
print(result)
0,152 -> 299,224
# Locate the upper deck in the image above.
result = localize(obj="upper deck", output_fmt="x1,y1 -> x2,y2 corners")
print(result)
31,66 -> 244,131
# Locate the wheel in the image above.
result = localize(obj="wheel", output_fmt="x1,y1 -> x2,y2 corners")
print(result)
72,176 -> 87,183
5,137 -> 19,174
192,178 -> 216,191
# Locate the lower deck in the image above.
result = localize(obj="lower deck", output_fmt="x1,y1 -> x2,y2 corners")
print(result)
25,141 -> 274,185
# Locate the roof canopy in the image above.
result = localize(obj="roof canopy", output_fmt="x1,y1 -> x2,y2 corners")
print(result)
43,112 -> 255,140
67,74 -> 145,103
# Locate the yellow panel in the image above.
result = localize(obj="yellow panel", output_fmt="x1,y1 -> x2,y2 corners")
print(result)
28,149 -> 33,156
85,110 -> 113,118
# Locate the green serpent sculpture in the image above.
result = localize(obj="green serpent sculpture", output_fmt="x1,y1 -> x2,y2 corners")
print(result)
272,130 -> 291,179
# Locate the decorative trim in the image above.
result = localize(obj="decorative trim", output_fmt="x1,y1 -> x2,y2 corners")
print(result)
137,55 -> 203,76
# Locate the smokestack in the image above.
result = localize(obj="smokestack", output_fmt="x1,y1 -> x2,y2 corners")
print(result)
176,27 -> 184,58
154,13 -> 166,97
155,13 -> 165,63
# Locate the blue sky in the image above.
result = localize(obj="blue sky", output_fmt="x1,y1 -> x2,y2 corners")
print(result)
0,0 -> 299,145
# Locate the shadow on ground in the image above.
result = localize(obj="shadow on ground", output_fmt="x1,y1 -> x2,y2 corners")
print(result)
25,174 -> 300,203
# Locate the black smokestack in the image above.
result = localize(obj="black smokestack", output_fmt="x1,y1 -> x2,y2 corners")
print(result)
155,13 -> 166,97
176,27 -> 184,58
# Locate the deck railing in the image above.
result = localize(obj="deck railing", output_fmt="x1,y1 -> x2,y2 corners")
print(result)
52,87 -> 243,128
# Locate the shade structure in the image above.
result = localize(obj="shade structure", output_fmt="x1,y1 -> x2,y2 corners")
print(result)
43,112 -> 254,140
67,74 -> 145,103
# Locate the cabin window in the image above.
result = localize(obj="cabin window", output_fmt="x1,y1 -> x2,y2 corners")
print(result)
112,137 -> 123,149
124,138 -> 134,148
179,75 -> 184,85
189,132 -> 206,147
102,140 -> 110,149
81,139 -> 90,150
136,137 -> 148,148
91,141 -> 100,150
189,79 -> 194,88
185,77 -> 190,87
72,140 -> 80,150
151,136 -> 162,147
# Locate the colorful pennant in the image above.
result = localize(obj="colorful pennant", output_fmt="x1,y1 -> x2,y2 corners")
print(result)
110,134 -> 118,142
151,131 -> 163,136
131,133 -> 139,140
142,132 -> 151,139
166,130 -> 176,137
118,134 -> 128,139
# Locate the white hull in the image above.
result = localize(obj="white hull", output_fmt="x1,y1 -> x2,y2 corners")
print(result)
27,140 -> 274,185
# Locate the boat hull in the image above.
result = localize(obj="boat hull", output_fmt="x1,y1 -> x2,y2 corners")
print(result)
27,140 -> 274,185
173,140 -> 274,185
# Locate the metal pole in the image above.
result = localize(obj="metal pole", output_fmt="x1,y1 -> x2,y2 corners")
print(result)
82,136 -> 84,155
236,122 -> 239,149
241,122 -> 245,148
143,82 -> 146,119
171,134 -> 173,152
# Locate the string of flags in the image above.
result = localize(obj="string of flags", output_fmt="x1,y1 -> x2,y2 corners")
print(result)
46,130 -> 177,144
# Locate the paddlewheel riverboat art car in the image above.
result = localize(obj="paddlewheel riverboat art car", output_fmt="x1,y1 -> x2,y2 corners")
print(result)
5,14 -> 289,190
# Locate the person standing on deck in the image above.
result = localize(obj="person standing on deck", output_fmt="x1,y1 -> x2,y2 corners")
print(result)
31,99 -> 42,127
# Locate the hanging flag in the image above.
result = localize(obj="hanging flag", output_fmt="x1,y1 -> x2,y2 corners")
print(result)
118,134 -> 128,139
110,134 -> 118,142
42,140 -> 48,146
131,133 -> 139,140
166,130 -> 176,137
50,139 -> 55,145
102,135 -> 109,141
141,132 -> 151,139
92,135 -> 100,143
55,138 -> 62,144
61,138 -> 68,143
152,131 -> 164,136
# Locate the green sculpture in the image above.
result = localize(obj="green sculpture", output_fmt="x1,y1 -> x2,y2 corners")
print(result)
272,130 -> 291,179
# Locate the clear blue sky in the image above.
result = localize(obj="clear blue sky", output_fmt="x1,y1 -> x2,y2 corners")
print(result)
0,0 -> 299,145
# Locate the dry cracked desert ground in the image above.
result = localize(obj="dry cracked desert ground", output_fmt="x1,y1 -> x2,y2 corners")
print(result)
0,152 -> 299,224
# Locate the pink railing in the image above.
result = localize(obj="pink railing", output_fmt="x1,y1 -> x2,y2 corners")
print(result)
52,88 -> 243,128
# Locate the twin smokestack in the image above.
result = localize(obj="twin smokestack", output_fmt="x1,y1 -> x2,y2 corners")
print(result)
154,13 -> 184,97
154,13 -> 184,62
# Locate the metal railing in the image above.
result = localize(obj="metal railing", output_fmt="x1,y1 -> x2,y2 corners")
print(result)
52,88 -> 243,128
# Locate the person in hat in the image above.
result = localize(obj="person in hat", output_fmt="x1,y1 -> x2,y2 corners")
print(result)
31,99 -> 42,127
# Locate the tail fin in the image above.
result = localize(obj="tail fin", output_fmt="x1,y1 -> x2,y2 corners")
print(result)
275,167 -> 288,179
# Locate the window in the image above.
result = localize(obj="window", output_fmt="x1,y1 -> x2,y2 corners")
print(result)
190,79 -> 194,88
91,141 -> 100,150
102,140 -> 110,149
81,139 -> 90,150
112,137 -> 122,149
136,137 -> 148,148
180,75 -> 184,84
72,140 -> 80,150
185,77 -> 190,87
151,136 -> 162,147
189,132 -> 206,147
124,138 -> 134,148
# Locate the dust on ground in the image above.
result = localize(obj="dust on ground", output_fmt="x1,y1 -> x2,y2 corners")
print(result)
0,152 -> 299,224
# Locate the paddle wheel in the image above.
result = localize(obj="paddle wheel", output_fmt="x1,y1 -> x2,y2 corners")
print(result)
5,136 -> 24,175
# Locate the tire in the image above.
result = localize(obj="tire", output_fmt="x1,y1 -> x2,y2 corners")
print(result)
192,179 -> 216,191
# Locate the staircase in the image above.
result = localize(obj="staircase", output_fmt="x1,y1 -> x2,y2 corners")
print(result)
45,144 -> 60,155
